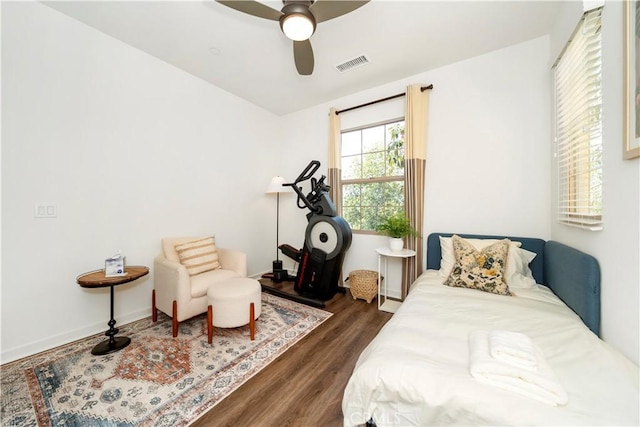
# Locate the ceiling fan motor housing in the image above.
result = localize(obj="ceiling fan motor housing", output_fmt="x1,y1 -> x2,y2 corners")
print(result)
279,2 -> 317,40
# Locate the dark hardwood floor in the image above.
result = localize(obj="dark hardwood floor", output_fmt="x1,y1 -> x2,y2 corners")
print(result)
193,280 -> 392,427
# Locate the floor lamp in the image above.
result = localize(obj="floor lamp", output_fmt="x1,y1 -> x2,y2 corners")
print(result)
265,176 -> 291,282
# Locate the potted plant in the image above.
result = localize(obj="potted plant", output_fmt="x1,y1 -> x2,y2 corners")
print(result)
375,213 -> 420,252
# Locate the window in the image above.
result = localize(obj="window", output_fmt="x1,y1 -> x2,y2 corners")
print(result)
341,119 -> 405,231
553,7 -> 603,230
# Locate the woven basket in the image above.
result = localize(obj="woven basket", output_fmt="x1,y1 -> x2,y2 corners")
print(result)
348,270 -> 379,304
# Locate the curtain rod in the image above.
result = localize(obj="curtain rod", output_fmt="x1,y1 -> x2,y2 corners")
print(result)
335,84 -> 433,115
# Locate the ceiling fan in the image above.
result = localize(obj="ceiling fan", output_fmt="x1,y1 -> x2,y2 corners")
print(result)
216,0 -> 369,75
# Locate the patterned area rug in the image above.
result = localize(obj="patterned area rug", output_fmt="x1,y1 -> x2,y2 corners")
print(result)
1,293 -> 331,426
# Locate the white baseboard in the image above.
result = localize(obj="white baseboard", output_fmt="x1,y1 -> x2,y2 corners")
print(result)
1,307 -> 150,364
249,270 -> 270,279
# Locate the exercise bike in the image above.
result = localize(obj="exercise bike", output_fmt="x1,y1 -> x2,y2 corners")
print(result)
267,160 -> 352,307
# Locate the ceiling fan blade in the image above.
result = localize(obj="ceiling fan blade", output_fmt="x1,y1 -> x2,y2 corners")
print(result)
309,0 -> 369,23
216,0 -> 283,21
293,40 -> 314,75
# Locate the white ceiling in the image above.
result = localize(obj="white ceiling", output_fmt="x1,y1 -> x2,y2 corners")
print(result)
43,0 -> 563,116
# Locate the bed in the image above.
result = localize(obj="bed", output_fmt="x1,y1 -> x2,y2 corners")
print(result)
342,233 -> 639,426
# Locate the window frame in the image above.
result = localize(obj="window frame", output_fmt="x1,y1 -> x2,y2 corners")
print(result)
340,117 -> 406,234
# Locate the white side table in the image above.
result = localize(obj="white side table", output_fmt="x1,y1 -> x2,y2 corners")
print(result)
376,247 -> 416,313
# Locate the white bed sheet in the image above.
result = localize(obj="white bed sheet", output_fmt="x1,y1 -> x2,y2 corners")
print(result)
342,271 -> 639,426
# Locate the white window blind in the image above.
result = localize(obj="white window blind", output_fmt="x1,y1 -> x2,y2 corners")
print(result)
553,7 -> 603,231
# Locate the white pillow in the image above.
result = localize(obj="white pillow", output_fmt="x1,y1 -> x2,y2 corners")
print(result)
507,248 -> 537,289
439,236 -> 537,289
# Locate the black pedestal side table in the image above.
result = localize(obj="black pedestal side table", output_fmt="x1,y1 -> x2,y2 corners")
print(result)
77,266 -> 149,355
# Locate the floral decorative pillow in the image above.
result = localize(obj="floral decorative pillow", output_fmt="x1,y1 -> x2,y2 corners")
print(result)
443,235 -> 511,296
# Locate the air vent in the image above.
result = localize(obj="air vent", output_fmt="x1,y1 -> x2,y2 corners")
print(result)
335,54 -> 369,73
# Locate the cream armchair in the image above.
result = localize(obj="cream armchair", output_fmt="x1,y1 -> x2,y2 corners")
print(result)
152,237 -> 247,337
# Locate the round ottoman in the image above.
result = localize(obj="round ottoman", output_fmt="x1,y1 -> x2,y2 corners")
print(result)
207,277 -> 262,344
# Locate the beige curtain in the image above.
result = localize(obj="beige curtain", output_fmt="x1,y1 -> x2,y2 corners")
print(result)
401,85 -> 430,299
328,107 -> 342,215
328,107 -> 345,285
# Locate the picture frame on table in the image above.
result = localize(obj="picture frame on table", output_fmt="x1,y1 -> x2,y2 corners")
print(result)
624,0 -> 640,159
105,253 -> 126,277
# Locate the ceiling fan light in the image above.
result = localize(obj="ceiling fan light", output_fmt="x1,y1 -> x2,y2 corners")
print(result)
281,13 -> 315,41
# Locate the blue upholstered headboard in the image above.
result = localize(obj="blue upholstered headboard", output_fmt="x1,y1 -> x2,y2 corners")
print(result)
426,233 -> 601,336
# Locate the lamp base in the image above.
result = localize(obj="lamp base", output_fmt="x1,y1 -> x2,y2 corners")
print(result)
271,260 -> 289,283
273,269 -> 289,282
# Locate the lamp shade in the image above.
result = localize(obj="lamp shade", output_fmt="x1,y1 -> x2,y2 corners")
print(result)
266,176 -> 291,194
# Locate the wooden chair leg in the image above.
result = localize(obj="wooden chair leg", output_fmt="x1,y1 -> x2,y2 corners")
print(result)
172,301 -> 178,338
249,302 -> 255,340
207,305 -> 213,344
152,290 -> 157,322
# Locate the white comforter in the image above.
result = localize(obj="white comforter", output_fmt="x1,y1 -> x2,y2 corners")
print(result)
342,271 -> 639,426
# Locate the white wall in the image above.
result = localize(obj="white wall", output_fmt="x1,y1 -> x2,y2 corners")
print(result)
1,2 -> 282,362
549,1 -> 640,365
279,36 -> 552,299
3,1 -> 637,366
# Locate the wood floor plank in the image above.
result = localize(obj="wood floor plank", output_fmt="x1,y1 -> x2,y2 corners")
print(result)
192,283 -> 392,427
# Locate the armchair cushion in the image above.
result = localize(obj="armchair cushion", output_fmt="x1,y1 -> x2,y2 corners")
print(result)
174,236 -> 221,276
190,268 -> 241,298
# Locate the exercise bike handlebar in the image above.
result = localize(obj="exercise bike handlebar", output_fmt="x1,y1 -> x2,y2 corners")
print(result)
283,160 -> 327,214
291,160 -> 320,183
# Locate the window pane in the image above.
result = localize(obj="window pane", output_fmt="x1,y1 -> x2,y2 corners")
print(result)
342,155 -> 361,180
362,152 -> 385,178
382,180 -> 404,206
386,122 -> 405,175
387,147 -> 404,176
378,206 -> 403,223
361,182 -> 384,208
342,206 -> 362,230
342,183 -> 361,206
342,131 -> 361,156
362,126 -> 385,153
360,206 -> 380,230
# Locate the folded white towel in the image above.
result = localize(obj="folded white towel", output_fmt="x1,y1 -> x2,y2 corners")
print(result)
469,330 -> 568,406
489,330 -> 538,371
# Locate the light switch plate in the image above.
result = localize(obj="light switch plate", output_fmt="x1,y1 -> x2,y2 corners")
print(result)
35,203 -> 57,218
